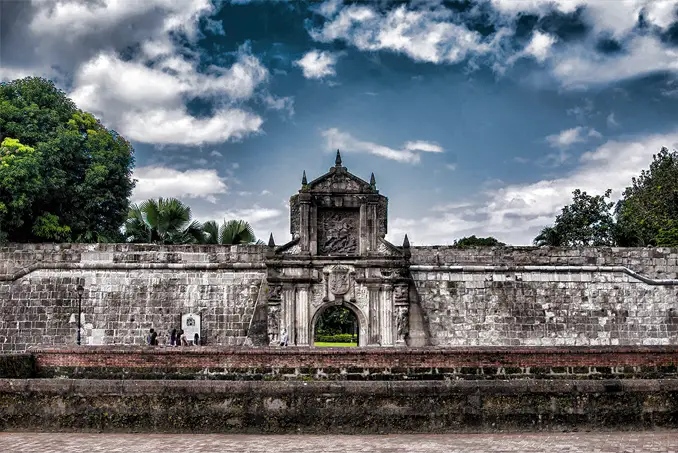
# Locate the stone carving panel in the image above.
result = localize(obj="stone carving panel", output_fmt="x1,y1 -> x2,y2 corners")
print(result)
313,174 -> 366,193
317,209 -> 359,255
329,265 -> 350,295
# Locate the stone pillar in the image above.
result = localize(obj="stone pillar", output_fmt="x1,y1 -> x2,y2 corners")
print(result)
368,285 -> 380,345
296,284 -> 310,346
380,283 -> 394,346
299,193 -> 311,253
282,284 -> 296,344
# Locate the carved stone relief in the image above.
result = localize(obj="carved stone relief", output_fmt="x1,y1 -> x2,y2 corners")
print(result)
329,266 -> 350,295
267,303 -> 280,344
317,209 -> 359,255
313,174 -> 365,193
394,284 -> 409,304
396,306 -> 409,342
268,285 -> 282,300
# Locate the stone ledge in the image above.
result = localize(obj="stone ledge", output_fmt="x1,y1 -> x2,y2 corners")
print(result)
2,378 -> 677,395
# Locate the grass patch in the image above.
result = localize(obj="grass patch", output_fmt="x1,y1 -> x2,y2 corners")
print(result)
314,342 -> 358,347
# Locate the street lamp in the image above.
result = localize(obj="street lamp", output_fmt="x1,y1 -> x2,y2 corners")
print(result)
76,285 -> 84,346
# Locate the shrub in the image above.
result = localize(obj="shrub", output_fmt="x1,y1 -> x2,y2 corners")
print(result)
315,334 -> 357,343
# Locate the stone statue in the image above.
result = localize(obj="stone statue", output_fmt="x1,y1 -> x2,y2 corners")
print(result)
396,306 -> 409,342
268,304 -> 280,344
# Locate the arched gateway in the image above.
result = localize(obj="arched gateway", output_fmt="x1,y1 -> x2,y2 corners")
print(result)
264,151 -> 414,347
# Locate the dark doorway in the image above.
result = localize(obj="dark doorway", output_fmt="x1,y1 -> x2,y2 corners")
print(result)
313,305 -> 358,347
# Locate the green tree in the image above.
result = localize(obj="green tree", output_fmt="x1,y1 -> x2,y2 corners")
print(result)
616,147 -> 678,246
453,235 -> 505,247
315,306 -> 355,336
534,189 -> 615,246
0,138 -> 44,243
124,198 -> 203,244
0,77 -> 135,242
202,219 -> 261,245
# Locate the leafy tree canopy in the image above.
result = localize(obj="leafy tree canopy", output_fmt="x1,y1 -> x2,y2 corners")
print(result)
534,189 -> 615,247
0,77 -> 135,243
616,147 -> 678,246
453,235 -> 505,247
202,219 -> 262,245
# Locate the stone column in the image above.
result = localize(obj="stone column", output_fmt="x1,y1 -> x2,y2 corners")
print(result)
380,283 -> 394,346
296,284 -> 310,346
368,285 -> 380,345
282,284 -> 296,345
299,193 -> 311,253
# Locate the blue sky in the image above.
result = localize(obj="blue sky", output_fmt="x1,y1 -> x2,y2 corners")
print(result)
1,0 -> 678,245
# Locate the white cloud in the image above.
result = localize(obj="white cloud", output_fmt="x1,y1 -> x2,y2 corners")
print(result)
523,31 -> 557,63
321,128 -> 444,164
132,166 -> 228,203
295,50 -> 339,79
607,112 -> 620,128
310,4 -> 496,65
546,126 -> 601,149
446,163 -> 457,171
552,37 -> 678,88
388,131 -> 678,245
68,45 -> 267,146
2,0 -> 276,147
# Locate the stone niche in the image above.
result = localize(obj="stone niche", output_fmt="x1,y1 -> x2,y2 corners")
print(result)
264,151 -> 412,347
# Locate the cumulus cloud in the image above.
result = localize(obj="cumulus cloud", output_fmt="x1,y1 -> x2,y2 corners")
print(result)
388,131 -> 678,245
132,166 -> 228,203
1,0 -> 274,147
308,0 -> 678,89
310,4 -> 498,65
322,128 -> 443,164
295,50 -> 339,79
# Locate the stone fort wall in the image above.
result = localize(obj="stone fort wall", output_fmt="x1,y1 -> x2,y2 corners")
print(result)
0,243 -> 266,351
410,246 -> 678,347
1,243 -> 678,351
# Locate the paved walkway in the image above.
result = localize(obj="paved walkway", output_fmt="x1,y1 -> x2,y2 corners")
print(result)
0,432 -> 677,453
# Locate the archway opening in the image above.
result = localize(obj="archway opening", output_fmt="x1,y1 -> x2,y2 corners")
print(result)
313,305 -> 358,347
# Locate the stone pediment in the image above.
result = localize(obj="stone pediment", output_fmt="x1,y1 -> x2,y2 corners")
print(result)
307,169 -> 373,194
304,151 -> 376,194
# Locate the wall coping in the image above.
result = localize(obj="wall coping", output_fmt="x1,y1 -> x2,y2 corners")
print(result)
410,265 -> 678,285
28,345 -> 678,356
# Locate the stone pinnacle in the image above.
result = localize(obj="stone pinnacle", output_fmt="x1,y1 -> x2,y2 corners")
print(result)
302,170 -> 307,185
268,233 -> 275,247
335,149 -> 342,166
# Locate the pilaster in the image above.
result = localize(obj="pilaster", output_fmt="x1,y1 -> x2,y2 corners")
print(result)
296,284 -> 310,346
380,283 -> 394,346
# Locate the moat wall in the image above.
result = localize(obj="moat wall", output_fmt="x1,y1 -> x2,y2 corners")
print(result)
2,243 -> 678,351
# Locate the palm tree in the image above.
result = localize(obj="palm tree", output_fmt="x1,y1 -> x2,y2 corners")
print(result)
533,226 -> 564,247
124,198 -> 203,244
201,219 -> 263,245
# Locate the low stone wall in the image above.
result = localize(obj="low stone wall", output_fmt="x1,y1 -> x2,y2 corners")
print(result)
1,378 -> 677,433
31,346 -> 678,380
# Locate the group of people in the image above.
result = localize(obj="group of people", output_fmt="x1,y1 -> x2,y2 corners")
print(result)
147,328 -> 200,346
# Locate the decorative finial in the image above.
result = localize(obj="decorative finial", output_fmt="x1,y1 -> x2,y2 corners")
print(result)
335,149 -> 342,166
268,233 -> 275,248
403,234 -> 410,248
302,170 -> 307,186
370,172 -> 376,189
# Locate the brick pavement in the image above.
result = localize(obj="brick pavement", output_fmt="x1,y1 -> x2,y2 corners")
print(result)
0,432 -> 676,453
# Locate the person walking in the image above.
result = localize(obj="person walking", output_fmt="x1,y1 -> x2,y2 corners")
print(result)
279,328 -> 288,347
170,328 -> 177,347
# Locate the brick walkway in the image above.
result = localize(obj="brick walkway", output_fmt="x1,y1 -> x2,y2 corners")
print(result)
0,432 -> 677,453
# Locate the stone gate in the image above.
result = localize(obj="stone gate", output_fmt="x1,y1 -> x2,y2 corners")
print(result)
265,151 -> 412,346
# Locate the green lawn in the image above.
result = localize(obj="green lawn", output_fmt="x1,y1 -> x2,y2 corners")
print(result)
313,342 -> 358,347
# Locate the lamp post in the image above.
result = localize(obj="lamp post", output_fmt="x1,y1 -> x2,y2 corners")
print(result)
76,285 -> 84,346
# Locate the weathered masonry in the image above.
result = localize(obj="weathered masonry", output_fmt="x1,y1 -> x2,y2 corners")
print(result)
1,152 -> 678,351
263,151 -> 415,347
